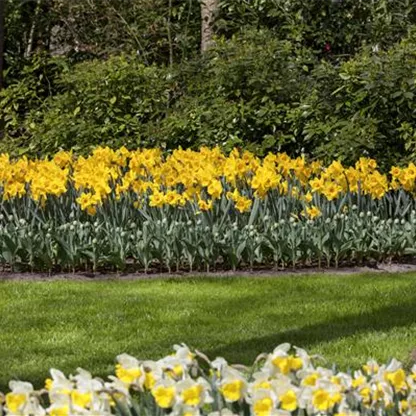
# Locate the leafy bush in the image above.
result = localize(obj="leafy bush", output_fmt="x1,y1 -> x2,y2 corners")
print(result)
299,32 -> 416,167
3,30 -> 316,157
5,27 -> 416,166
217,0 -> 416,56
2,56 -> 177,155
154,30 -> 315,154
0,54 -> 68,147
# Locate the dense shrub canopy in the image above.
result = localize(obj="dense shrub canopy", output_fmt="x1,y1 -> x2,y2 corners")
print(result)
2,0 -> 416,166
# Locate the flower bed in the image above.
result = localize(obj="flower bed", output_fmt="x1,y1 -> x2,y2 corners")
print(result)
1,343 -> 414,415
1,147 -> 416,272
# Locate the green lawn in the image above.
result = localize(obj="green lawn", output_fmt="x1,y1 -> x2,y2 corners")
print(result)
1,273 -> 416,391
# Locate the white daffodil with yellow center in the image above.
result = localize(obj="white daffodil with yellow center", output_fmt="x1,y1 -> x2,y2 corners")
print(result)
151,379 -> 176,409
115,353 -> 144,386
219,368 -> 247,403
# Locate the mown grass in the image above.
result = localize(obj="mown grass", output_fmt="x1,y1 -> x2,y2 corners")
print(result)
1,273 -> 416,391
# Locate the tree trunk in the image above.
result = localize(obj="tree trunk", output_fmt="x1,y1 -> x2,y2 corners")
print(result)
200,0 -> 217,52
25,0 -> 42,58
167,0 -> 173,66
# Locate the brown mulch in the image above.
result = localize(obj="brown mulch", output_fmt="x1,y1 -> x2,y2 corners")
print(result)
2,263 -> 416,282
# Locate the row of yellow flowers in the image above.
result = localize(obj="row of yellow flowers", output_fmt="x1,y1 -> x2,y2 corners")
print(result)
2,344 -> 415,415
0,147 -> 416,216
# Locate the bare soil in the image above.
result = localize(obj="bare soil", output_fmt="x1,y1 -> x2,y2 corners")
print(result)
2,263 -> 416,281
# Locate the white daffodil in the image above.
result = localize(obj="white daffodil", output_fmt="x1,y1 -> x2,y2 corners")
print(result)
46,394 -> 70,416
308,378 -> 343,413
297,385 -> 313,412
332,371 -> 353,391
298,367 -> 334,388
176,377 -> 213,407
73,368 -> 104,393
270,376 -> 299,413
115,353 -> 144,386
48,368 -> 74,395
403,392 -> 416,416
362,359 -> 380,376
142,360 -> 164,390
264,344 -> 303,376
210,357 -> 228,380
385,358 -> 403,373
5,381 -> 45,416
67,373 -> 108,416
160,355 -> 188,380
173,344 -> 195,365
104,375 -> 131,408
211,357 -> 228,373
377,362 -> 407,393
251,388 -> 279,416
219,367 -> 247,403
249,371 -> 274,395
151,379 -> 177,409
105,375 -> 129,395
370,380 -> 394,408
294,346 -> 311,369
407,365 -> 416,390
351,369 -> 368,389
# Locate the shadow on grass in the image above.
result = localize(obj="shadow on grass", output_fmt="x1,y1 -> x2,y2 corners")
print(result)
207,300 -> 416,363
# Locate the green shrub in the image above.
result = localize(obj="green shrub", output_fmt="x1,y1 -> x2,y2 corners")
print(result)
5,28 -> 416,167
299,32 -> 416,167
217,0 -> 416,56
152,29 -> 316,155
3,56 -> 177,155
2,30 -> 316,157
0,54 -> 67,147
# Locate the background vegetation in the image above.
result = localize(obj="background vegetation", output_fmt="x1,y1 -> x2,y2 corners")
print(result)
2,0 -> 416,166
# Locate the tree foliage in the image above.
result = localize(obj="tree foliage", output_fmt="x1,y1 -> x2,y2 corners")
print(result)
2,0 -> 416,166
